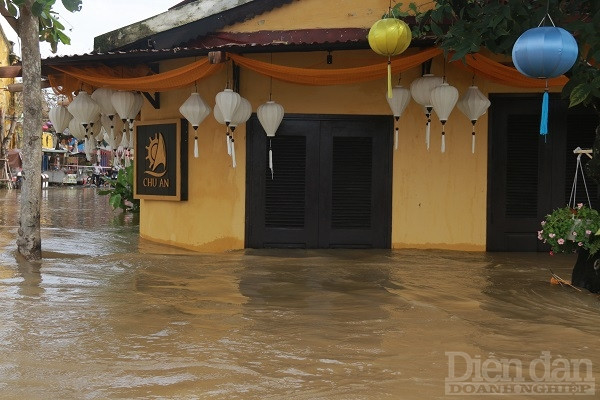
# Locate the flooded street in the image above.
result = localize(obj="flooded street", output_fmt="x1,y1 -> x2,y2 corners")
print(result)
1,187 -> 599,399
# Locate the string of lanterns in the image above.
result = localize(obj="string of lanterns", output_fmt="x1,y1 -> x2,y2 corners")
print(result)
384,71 -> 490,154
49,88 -> 143,166
367,4 -> 490,154
179,61 -> 285,177
370,2 -> 576,153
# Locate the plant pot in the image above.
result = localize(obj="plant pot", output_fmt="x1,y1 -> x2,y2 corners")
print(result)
572,248 -> 600,293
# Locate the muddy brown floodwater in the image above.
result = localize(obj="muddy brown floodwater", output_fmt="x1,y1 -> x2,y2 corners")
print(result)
1,187 -> 599,399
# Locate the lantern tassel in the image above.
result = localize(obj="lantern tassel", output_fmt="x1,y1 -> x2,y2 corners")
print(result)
129,122 -> 135,149
441,124 -> 446,153
387,58 -> 393,98
394,127 -> 398,151
471,121 -> 476,154
425,107 -> 432,150
231,138 -> 236,168
426,121 -> 431,150
226,131 -> 232,156
194,136 -> 199,158
441,133 -> 446,153
540,88 -> 549,136
269,139 -> 274,179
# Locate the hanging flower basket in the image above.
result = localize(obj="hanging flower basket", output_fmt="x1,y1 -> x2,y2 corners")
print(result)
538,204 -> 600,255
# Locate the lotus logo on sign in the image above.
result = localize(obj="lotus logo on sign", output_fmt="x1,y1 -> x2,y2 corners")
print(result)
134,119 -> 188,201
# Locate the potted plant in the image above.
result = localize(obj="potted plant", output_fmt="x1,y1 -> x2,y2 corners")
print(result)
539,203 -> 600,292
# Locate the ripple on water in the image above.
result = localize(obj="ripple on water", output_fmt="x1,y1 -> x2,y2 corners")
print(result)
0,188 -> 599,399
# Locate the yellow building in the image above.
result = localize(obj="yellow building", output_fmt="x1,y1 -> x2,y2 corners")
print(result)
43,0 -> 598,253
0,24 -> 16,149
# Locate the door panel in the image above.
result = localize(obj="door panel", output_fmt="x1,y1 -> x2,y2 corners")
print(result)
246,114 -> 392,249
487,95 -> 599,251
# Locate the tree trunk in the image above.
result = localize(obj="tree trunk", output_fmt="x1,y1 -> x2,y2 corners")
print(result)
16,2 -> 42,261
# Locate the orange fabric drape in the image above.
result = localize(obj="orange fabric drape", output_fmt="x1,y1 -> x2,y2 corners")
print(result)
227,48 -> 443,86
453,53 -> 568,88
48,64 -> 153,97
47,47 -> 569,96
229,48 -> 568,89
48,58 -> 224,94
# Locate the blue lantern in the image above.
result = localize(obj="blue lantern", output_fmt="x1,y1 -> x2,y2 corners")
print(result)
512,26 -> 578,136
512,27 -> 578,79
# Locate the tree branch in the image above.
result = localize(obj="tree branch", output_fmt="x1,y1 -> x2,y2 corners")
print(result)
0,5 -> 18,35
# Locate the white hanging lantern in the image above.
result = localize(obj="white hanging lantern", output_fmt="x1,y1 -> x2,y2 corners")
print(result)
111,91 -> 136,123
229,97 -> 252,168
213,103 -> 232,155
410,74 -> 443,150
386,85 -> 411,151
92,88 -> 117,144
127,92 -> 144,146
215,88 -> 241,125
258,100 -> 285,179
67,117 -> 86,140
179,92 -> 211,158
257,100 -> 284,137
67,90 -> 100,133
430,82 -> 459,153
457,86 -> 491,154
89,114 -> 102,141
213,103 -> 225,125
127,92 -> 144,121
118,127 -> 129,151
101,114 -> 122,146
179,92 -> 211,129
48,105 -> 72,134
91,88 -> 116,117
111,91 -> 135,148
229,97 -> 252,131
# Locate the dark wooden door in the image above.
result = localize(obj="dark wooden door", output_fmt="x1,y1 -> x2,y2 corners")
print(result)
246,114 -> 392,249
487,94 -> 599,251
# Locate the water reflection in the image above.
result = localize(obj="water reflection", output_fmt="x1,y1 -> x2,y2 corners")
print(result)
0,188 -> 598,399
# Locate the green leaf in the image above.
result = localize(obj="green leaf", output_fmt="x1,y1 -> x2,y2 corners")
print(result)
430,21 -> 443,37
56,29 -> 70,44
31,1 -> 45,16
109,193 -> 123,210
569,83 -> 592,108
61,0 -> 81,12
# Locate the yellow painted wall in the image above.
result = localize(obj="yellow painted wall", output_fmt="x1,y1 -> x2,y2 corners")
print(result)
139,58 -> 247,251
0,25 -> 14,129
139,0 -> 556,252
228,0 -> 433,31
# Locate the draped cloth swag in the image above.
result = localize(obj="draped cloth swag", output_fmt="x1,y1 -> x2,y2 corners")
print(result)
47,47 -> 569,96
48,58 -> 224,96
227,48 -> 439,86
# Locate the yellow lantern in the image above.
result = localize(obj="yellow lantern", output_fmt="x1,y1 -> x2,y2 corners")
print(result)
368,17 -> 412,98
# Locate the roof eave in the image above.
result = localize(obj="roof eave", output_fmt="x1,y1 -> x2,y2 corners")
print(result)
94,0 -> 294,53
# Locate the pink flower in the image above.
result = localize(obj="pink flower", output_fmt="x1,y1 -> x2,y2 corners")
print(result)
572,231 -> 577,237
578,242 -> 584,247
557,238 -> 565,245
586,230 -> 592,236
549,251 -> 554,256
537,230 -> 543,240
541,221 -> 546,226
549,233 -> 556,238
577,203 -> 584,209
